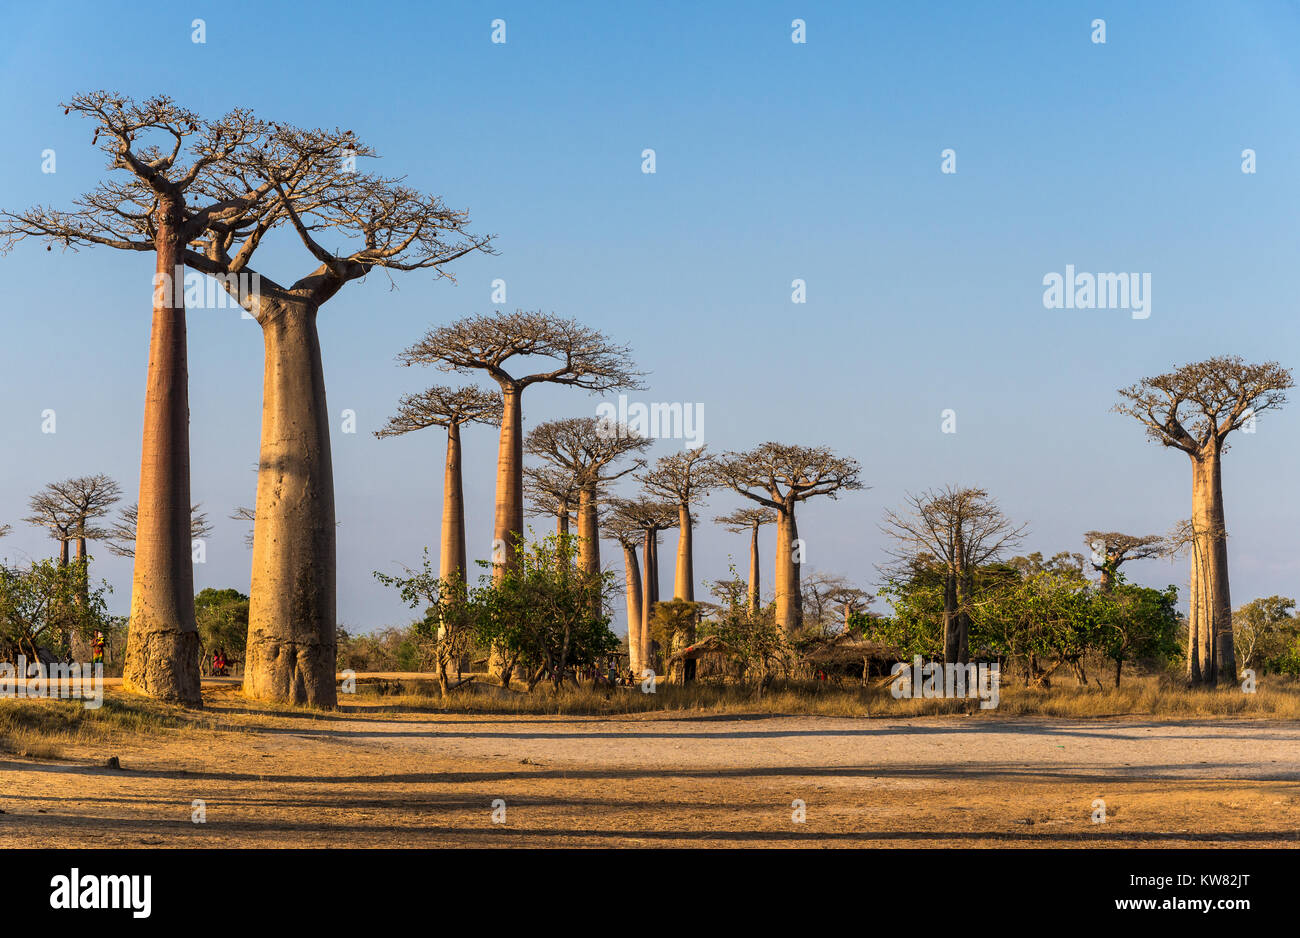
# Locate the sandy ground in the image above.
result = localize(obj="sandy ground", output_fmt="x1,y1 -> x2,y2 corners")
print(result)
2,688 -> 1298,847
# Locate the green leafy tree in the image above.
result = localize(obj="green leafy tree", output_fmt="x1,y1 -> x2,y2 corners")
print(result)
0,559 -> 111,662
194,588 -> 250,670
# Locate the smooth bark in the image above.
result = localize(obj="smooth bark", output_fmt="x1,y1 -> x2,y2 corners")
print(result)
441,422 -> 466,585
748,520 -> 761,613
674,505 -> 694,601
242,299 -> 337,708
622,544 -> 643,675
122,196 -> 201,706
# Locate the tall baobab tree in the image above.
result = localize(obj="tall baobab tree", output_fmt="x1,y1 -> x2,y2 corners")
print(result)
881,486 -> 1026,663
640,447 -> 714,602
1083,531 -> 1168,591
1,92 -> 277,704
710,444 -> 863,637
1116,356 -> 1292,685
715,507 -> 777,613
606,496 -> 679,672
45,475 -> 124,573
398,312 -> 644,580
184,125 -> 492,707
603,508 -> 645,676
524,417 -> 651,579
524,466 -> 581,538
105,503 -> 213,558
375,385 -> 502,591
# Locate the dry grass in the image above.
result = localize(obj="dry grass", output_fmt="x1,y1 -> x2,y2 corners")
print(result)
341,673 -> 1300,721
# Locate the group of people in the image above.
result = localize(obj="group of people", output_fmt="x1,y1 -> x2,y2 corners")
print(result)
208,649 -> 234,677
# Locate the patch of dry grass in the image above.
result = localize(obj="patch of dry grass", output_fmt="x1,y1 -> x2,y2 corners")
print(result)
340,673 -> 1300,721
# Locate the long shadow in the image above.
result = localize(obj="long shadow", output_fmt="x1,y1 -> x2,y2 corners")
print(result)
7,757 -> 1299,785
2,810 -> 1296,844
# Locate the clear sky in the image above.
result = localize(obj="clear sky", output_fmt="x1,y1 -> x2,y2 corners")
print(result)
2,1 -> 1298,635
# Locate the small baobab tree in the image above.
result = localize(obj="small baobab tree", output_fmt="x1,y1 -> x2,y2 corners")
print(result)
398,312 -> 644,579
639,447 -> 714,602
524,417 -> 651,579
710,444 -> 863,637
105,503 -> 213,559
23,491 -> 76,566
881,486 -> 1026,663
714,506 -> 777,614
1083,531 -> 1168,591
524,465 -> 581,538
1,92 -> 276,704
602,508 -> 645,676
375,385 -> 502,591
606,496 -> 679,673
1115,356 -> 1292,684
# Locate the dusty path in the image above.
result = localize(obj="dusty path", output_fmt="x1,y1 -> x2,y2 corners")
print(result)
2,698 -> 1297,847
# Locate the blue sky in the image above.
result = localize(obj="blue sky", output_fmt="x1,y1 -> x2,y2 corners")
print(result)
2,0 -> 1298,633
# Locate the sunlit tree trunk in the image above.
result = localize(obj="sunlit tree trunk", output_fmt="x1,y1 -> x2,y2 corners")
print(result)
642,528 -> 659,670
123,196 -> 201,706
243,300 -> 337,708
622,544 -> 643,675
748,520 -> 761,613
492,385 -> 524,579
578,482 -> 599,575
674,505 -> 694,601
441,421 -> 466,587
1206,450 -> 1236,682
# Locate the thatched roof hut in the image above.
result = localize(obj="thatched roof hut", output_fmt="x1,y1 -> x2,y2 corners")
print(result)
800,632 -> 901,672
664,634 -> 741,666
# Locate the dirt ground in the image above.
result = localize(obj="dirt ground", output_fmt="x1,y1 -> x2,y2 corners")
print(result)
2,686 -> 1298,847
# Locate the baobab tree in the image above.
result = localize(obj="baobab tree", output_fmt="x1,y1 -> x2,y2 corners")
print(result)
1116,356 -> 1292,685
182,124 -> 492,707
524,417 -> 651,578
23,492 -> 76,566
1083,531 -> 1168,591
606,496 -> 678,673
603,508 -> 645,676
45,475 -> 124,574
1,92 -> 277,704
524,466 -> 581,537
640,447 -> 714,602
105,503 -> 213,558
714,506 -> 776,613
881,486 -> 1026,663
710,444 -> 863,637
375,385 -> 502,591
398,312 -> 644,579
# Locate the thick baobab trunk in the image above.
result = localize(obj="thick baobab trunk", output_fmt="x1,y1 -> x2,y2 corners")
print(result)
942,571 -> 960,663
773,509 -> 802,637
747,520 -> 761,613
642,528 -> 659,671
489,384 -> 524,682
492,384 -> 525,579
123,197 -> 201,706
556,507 -> 570,538
577,482 -> 600,575
1189,451 -> 1233,684
243,301 -> 337,708
674,505 -> 694,601
1206,450 -> 1236,683
622,544 -> 643,676
440,422 -> 466,585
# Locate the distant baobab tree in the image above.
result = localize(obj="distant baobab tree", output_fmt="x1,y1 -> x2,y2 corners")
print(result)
1083,531 -> 1168,591
183,124 -> 493,707
23,492 -> 76,566
230,506 -> 257,548
524,417 -> 651,579
710,444 -> 863,637
105,503 -> 213,558
606,496 -> 678,672
398,312 -> 644,580
715,507 -> 777,614
1116,356 -> 1292,685
640,447 -> 714,602
375,385 -> 502,591
0,92 -> 278,704
524,466 -> 581,537
881,486 -> 1025,663
603,508 -> 645,676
